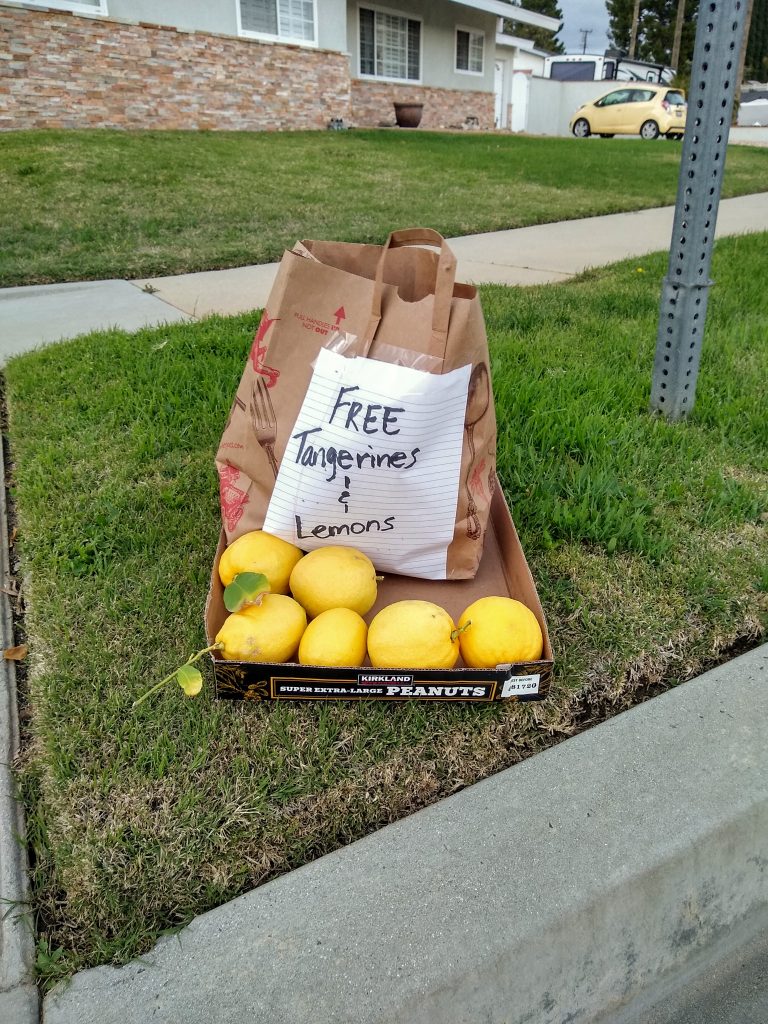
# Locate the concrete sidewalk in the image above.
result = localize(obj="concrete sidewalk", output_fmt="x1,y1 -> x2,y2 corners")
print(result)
3,193 -> 768,362
133,192 -> 768,317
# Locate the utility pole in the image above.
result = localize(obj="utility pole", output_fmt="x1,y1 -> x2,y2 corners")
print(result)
629,0 -> 641,58
734,0 -> 756,116
650,0 -> 752,420
579,28 -> 593,53
670,0 -> 686,71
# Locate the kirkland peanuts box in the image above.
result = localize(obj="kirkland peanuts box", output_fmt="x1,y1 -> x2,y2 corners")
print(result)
205,488 -> 553,704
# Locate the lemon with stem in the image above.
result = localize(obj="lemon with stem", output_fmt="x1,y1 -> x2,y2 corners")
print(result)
367,600 -> 462,669
458,597 -> 543,667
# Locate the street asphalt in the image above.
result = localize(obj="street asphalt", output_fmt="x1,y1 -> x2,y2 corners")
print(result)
1,195 -> 767,1023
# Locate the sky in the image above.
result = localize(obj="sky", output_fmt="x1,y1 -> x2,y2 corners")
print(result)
557,0 -> 612,54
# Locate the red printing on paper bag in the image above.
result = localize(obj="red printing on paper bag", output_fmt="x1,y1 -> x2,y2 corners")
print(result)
249,313 -> 280,388
218,464 -> 249,532
470,457 -> 488,500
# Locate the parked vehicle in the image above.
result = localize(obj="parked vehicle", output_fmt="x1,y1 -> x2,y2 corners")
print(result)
544,52 -> 674,84
569,84 -> 687,140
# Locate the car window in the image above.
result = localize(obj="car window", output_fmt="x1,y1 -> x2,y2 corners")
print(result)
630,89 -> 656,102
596,89 -> 632,107
665,90 -> 686,106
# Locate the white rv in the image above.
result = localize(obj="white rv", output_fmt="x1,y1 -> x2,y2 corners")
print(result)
544,52 -> 674,84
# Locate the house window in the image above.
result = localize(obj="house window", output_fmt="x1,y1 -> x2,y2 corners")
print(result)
238,0 -> 316,44
359,6 -> 421,82
456,28 -> 484,75
17,0 -> 107,13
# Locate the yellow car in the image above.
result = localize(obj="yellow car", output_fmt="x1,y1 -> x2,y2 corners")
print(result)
570,84 -> 687,140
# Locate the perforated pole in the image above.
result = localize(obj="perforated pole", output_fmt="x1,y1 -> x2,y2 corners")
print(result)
649,0 -> 751,420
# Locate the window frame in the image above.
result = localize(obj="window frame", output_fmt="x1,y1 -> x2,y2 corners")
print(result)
454,24 -> 484,77
236,0 -> 319,48
15,0 -> 108,14
665,90 -> 687,107
628,89 -> 656,103
357,3 -> 423,85
548,59 -> 597,81
595,89 -> 633,108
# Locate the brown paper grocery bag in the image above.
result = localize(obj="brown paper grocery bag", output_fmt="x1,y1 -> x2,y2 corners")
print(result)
215,228 -> 497,579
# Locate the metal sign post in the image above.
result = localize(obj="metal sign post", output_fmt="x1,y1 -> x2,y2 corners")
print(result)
649,0 -> 751,420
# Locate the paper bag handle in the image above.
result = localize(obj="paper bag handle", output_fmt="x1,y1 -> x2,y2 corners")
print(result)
361,228 -> 457,359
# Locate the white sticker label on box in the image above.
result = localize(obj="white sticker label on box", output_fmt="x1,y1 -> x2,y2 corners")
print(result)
501,674 -> 541,698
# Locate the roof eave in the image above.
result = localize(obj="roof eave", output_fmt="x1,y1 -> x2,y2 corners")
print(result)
448,0 -> 560,33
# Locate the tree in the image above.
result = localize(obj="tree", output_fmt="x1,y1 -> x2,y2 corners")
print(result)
608,0 -> 765,81
607,0 -> 699,69
744,0 -> 768,79
607,0 -> 635,54
504,0 -> 566,54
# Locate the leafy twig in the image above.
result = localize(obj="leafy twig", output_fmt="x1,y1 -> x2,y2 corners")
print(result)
132,643 -> 223,709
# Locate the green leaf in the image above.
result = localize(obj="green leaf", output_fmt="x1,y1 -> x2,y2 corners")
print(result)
176,664 -> 203,697
223,572 -> 269,612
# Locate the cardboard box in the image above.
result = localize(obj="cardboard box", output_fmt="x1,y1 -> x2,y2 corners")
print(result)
205,486 -> 553,703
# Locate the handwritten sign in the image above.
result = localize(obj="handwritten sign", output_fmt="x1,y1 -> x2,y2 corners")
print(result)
263,348 -> 471,579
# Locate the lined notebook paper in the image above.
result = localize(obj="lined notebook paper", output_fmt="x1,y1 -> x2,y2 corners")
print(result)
263,348 -> 471,579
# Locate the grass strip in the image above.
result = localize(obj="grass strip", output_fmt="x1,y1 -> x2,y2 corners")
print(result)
4,234 -> 767,985
2,129 -> 768,286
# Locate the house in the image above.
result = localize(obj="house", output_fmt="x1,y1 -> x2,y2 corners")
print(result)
0,0 -> 558,131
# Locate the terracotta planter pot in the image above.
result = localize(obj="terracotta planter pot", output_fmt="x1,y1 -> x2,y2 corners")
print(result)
393,102 -> 424,128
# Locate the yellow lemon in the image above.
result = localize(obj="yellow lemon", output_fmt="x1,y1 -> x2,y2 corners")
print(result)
218,530 -> 304,594
367,600 -> 459,670
215,594 -> 306,662
298,608 -> 368,667
458,597 -> 543,668
290,546 -> 378,619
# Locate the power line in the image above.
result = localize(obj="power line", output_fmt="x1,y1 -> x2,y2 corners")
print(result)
578,28 -> 593,54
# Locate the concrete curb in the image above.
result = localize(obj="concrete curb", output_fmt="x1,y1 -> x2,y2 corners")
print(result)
43,645 -> 768,1024
0,437 -> 38,1023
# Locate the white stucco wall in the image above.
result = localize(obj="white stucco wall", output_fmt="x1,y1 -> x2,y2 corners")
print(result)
494,37 -> 548,130
107,0 -> 236,35
525,78 -> 615,135
104,0 -> 348,51
513,50 -> 544,74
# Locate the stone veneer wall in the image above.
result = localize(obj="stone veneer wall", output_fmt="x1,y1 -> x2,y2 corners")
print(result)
0,5 -> 351,130
351,79 -> 495,130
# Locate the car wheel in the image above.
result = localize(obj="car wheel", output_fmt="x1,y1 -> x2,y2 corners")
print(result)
572,118 -> 591,138
600,133 -> 615,138
640,120 -> 660,140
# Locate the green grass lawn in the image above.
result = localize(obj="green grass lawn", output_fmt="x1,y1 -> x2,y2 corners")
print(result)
2,129 -> 768,287
5,233 -> 766,985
